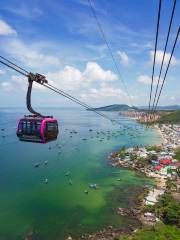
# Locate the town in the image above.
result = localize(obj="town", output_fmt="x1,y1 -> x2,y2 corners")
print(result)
108,123 -> 180,225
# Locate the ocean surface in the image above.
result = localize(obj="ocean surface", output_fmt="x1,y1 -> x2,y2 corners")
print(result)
0,108 -> 162,239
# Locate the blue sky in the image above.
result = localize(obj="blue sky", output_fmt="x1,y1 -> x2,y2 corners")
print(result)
0,0 -> 179,107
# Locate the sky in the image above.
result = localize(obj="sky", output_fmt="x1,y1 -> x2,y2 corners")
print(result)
0,0 -> 179,108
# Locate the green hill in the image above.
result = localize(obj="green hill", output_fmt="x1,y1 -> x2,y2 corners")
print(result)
87,104 -> 138,111
157,110 -> 180,124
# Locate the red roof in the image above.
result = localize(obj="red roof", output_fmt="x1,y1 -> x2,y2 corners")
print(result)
155,165 -> 163,171
159,159 -> 172,165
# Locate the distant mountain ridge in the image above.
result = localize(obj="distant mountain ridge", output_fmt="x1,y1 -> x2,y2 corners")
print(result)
87,104 -> 138,111
87,104 -> 180,112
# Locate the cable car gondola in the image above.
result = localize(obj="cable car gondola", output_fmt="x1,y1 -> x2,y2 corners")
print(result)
16,74 -> 59,143
0,56 -> 115,143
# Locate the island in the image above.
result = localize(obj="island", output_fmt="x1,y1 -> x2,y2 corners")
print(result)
87,104 -> 138,111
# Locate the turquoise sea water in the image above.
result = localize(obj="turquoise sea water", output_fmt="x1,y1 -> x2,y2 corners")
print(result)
0,108 -> 162,239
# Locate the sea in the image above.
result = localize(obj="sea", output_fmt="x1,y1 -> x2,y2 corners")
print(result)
0,108 -> 162,239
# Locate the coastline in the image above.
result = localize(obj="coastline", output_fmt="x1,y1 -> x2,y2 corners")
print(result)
153,124 -> 167,144
78,122 -> 180,240
107,123 -> 179,228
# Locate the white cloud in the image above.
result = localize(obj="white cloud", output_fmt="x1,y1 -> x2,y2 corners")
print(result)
0,19 -> 17,36
137,74 -> 163,86
0,69 -> 5,75
11,74 -> 45,91
3,39 -> 60,69
131,42 -> 153,49
46,62 -> 117,91
1,82 -> 13,92
5,5 -> 43,19
89,86 -> 126,98
83,62 -> 117,82
79,84 -> 133,105
1,74 -> 45,93
117,51 -> 129,65
170,96 -> 175,101
1,62 -> 117,96
137,75 -> 151,85
150,50 -> 178,65
47,66 -> 83,91
11,75 -> 27,89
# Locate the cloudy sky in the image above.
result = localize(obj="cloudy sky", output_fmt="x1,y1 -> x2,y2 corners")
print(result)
0,0 -> 179,108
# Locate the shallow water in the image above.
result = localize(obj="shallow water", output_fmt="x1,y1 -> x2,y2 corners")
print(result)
0,108 -> 162,239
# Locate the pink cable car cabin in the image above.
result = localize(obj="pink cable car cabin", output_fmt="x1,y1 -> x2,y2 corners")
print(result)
17,117 -> 58,143
16,74 -> 59,143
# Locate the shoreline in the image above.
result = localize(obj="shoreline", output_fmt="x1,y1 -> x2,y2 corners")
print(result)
78,123 -> 179,240
108,123 -> 179,227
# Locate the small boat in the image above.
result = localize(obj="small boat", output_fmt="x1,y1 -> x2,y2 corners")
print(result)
45,178 -> 48,184
69,179 -> 73,185
34,163 -> 40,168
44,160 -> 48,165
89,184 -> 97,189
65,171 -> 70,177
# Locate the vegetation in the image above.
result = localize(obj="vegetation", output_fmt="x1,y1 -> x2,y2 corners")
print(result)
146,154 -> 158,162
136,157 -> 149,166
143,193 -> 180,226
174,147 -> 180,161
157,110 -> 180,124
87,104 -> 138,111
118,147 -> 126,159
166,178 -> 177,192
146,145 -> 163,152
118,224 -> 180,240
154,193 -> 180,226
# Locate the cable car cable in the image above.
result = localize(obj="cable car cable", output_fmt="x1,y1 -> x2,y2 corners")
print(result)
45,83 -> 115,121
87,0 -> 132,107
43,83 -> 115,122
151,0 -> 177,112
0,59 -> 28,77
147,0 -> 162,116
0,57 -> 116,123
153,26 -> 180,112
0,55 -> 29,74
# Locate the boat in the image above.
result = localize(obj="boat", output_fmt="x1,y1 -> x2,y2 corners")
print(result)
65,171 -> 70,176
45,178 -> 48,184
89,184 -> 97,189
69,179 -> 73,185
